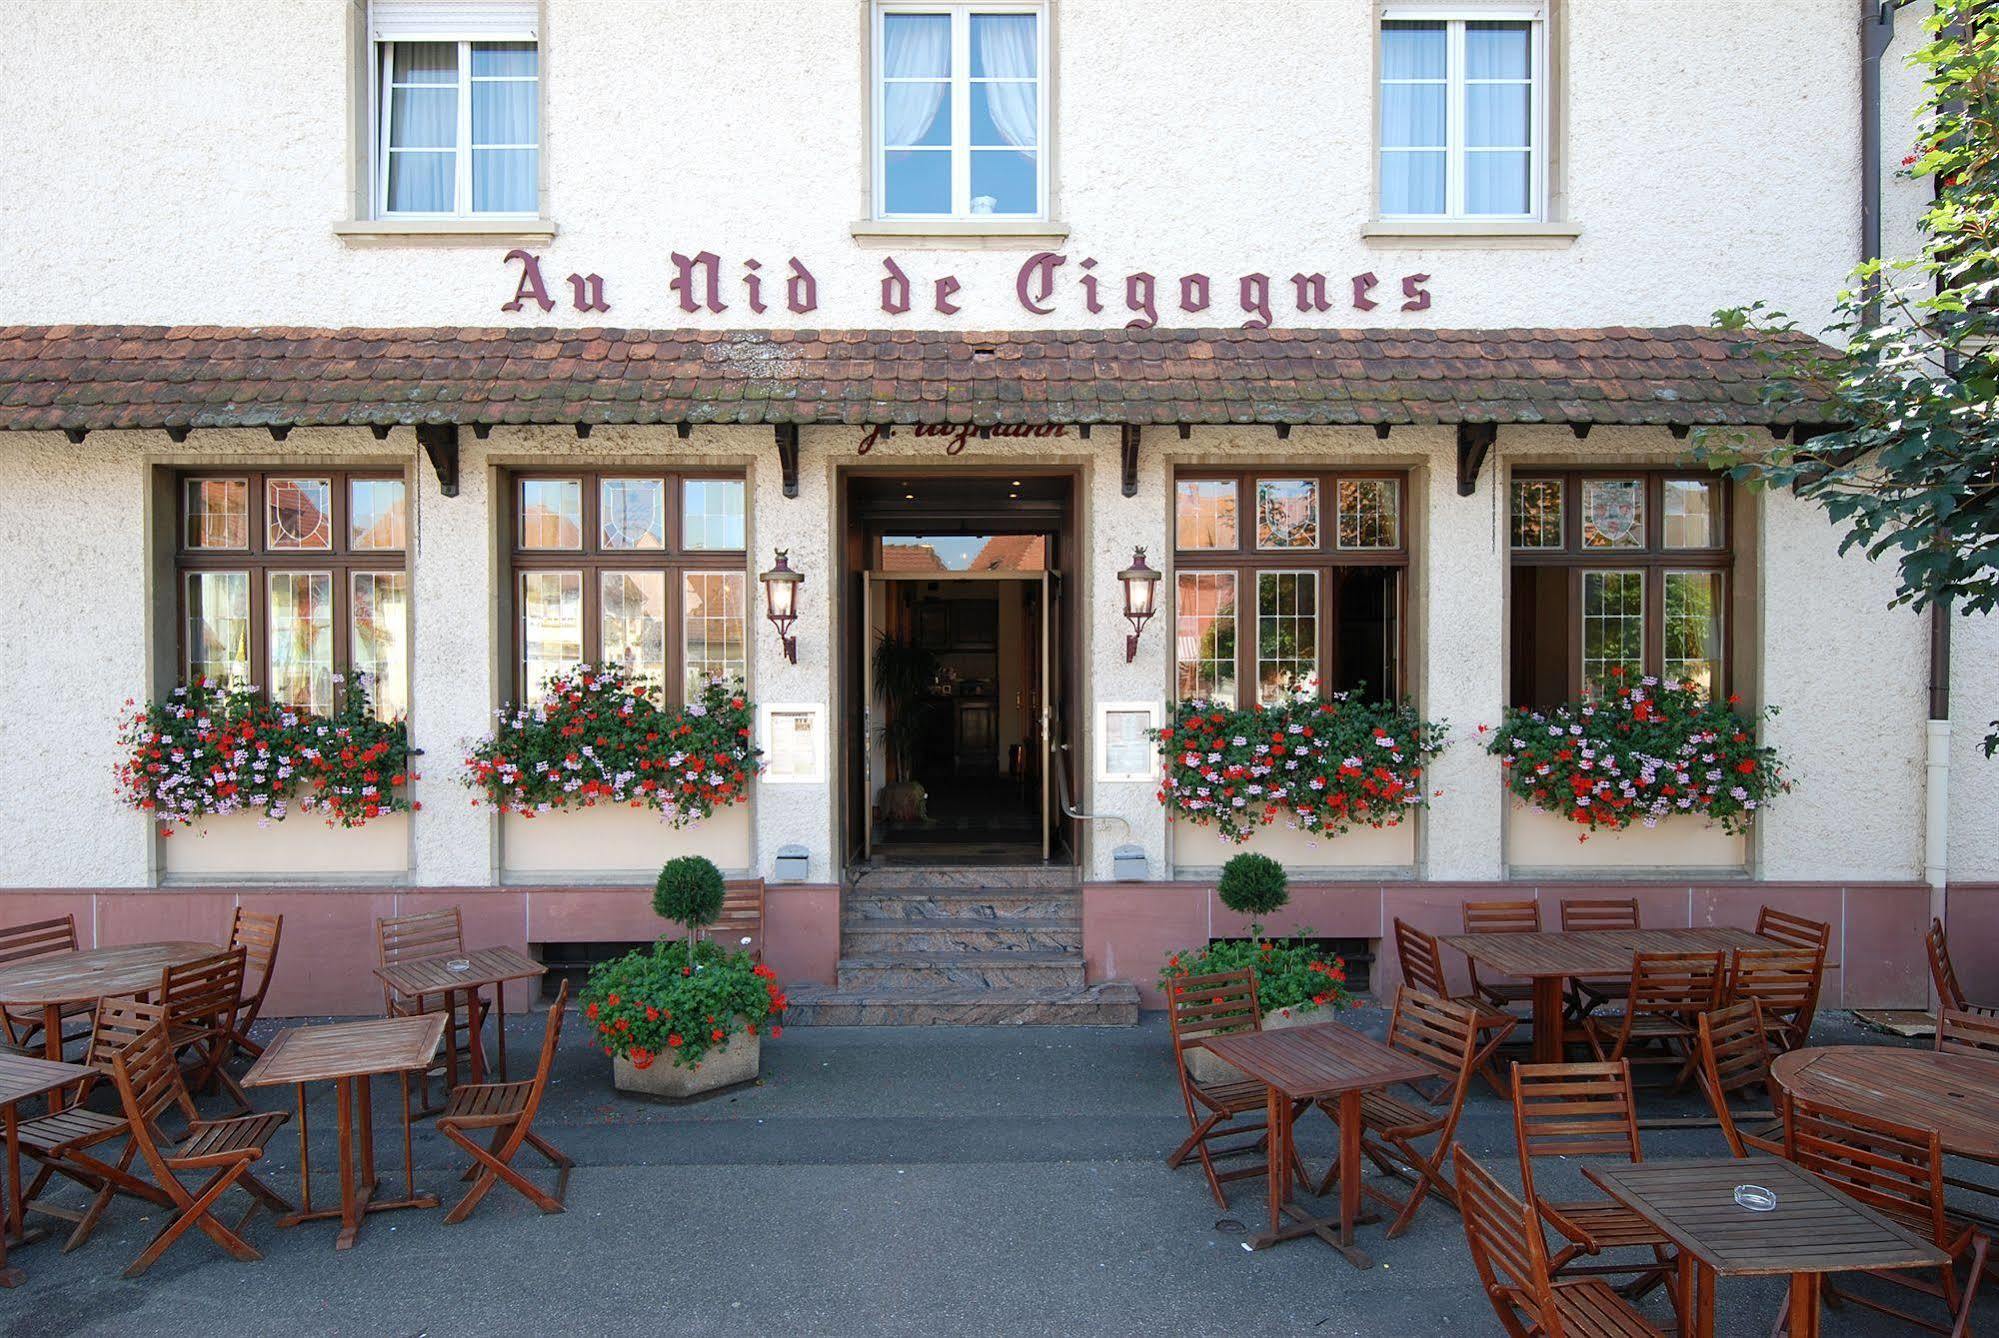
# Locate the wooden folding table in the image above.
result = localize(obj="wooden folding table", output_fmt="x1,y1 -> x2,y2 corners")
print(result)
0,1051 -> 92,1287
374,945 -> 546,1084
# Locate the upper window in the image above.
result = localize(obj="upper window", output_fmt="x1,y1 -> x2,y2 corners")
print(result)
371,0 -> 540,218
177,471 -> 410,721
1508,472 -> 1731,707
1379,8 -> 1543,219
874,3 -> 1047,221
511,473 -> 749,705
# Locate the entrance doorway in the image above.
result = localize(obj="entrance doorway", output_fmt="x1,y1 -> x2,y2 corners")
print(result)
840,473 -> 1078,868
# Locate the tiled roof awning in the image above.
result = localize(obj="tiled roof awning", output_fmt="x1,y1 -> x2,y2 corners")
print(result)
0,324 -> 1834,435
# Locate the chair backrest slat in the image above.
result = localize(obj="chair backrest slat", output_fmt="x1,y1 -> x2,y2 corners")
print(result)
1785,1096 -> 1947,1241
229,908 -> 283,1008
1757,906 -> 1831,955
1925,918 -> 1967,1013
159,949 -> 248,1031
1560,897 -> 1640,932
85,996 -> 170,1074
1627,951 -> 1723,1017
1696,1001 -> 1773,1158
1463,899 -> 1541,936
0,914 -> 78,968
1392,919 -> 1453,999
1454,1147 -> 1559,1335
1727,946 -> 1823,1042
520,980 -> 569,1125
1387,985 -> 1480,1079
1165,969 -> 1261,1053
1513,1059 -> 1643,1169
108,1020 -> 197,1181
378,908 -> 466,969
1936,1008 -> 1999,1059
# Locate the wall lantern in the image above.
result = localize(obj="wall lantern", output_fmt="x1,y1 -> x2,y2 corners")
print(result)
1118,547 -> 1161,663
759,549 -> 805,664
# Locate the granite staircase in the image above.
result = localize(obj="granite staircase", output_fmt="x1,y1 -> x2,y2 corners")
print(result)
781,867 -> 1140,1026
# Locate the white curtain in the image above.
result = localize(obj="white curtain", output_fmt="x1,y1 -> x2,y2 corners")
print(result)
1378,21 -> 1445,214
975,14 -> 1037,155
882,16 -> 949,146
386,41 -> 459,211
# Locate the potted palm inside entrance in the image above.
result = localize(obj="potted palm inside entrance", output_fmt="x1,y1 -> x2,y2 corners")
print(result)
872,632 -> 938,826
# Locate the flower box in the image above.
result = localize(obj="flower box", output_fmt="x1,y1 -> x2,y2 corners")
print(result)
161,809 -> 410,877
501,802 -> 752,877
1507,800 -> 1746,872
1173,818 -> 1415,877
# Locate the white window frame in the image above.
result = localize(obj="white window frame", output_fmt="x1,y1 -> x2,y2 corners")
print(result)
1377,3 -> 1548,222
871,1 -> 1050,222
373,35 -> 540,220
1096,702 -> 1162,784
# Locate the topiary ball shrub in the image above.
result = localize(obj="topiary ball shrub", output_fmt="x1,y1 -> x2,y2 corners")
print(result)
1217,851 -> 1289,924
654,855 -> 726,932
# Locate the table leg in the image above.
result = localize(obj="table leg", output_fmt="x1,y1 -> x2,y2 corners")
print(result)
1694,1260 -> 1717,1338
358,1074 -> 378,1196
465,987 -> 487,1086
294,1084 -> 312,1216
494,979 -> 508,1082
1784,1273 -> 1820,1338
1263,1083 -> 1285,1243
41,1004 -> 63,1115
276,1073 -> 437,1248
1531,975 -> 1566,1064
335,1076 -> 363,1250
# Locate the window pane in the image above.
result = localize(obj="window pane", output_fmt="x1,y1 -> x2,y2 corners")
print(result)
350,479 -> 407,550
520,571 -> 582,700
350,571 -> 409,721
884,83 -> 951,147
971,149 -> 1037,215
682,479 -> 746,550
1466,150 -> 1531,214
1381,152 -> 1445,214
1256,572 -> 1319,705
1466,21 -> 1532,79
600,478 -> 666,551
1665,571 -> 1724,696
1581,478 -> 1646,549
186,571 -> 250,688
1664,479 -> 1718,548
471,40 -> 537,78
683,572 -> 747,697
1337,478 -> 1400,549
389,88 -> 457,148
883,13 -> 950,76
1581,570 -> 1644,697
601,572 -> 667,698
266,478 -> 332,551
1466,84 -> 1529,148
1256,479 -> 1319,549
1381,83 -> 1446,148
885,150 -> 951,213
472,148 -> 537,212
1510,479 -> 1566,549
971,82 -> 1038,147
970,13 -> 1037,77
1176,572 -> 1238,706
1334,567 -> 1399,698
472,78 -> 537,145
184,479 -> 248,550
386,151 -> 455,212
1381,21 -> 1446,79
1175,480 -> 1238,551
390,41 -> 457,83
520,479 -> 582,550
269,572 -> 334,715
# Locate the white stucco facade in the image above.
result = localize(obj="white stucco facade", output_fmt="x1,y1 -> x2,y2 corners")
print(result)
0,0 -> 1989,1015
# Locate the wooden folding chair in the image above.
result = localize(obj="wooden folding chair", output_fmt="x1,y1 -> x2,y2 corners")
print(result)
16,997 -> 177,1251
1937,1007 -> 1999,1059
224,909 -> 283,1061
1927,917 -> 1998,1017
1512,1059 -> 1680,1302
1560,897 -> 1640,1023
107,1018 -> 292,1277
1724,945 -> 1822,1053
1756,905 -> 1831,955
1784,1096 -> 1989,1336
1454,1147 -> 1670,1338
1461,898 -> 1541,1013
159,948 -> 251,1113
378,908 -> 489,1113
1165,968 -> 1291,1209
1583,951 -> 1722,1088
0,915 -> 87,1053
437,980 -> 573,1224
1391,918 -> 1517,1097
1693,1001 -> 1783,1158
1318,986 -> 1502,1238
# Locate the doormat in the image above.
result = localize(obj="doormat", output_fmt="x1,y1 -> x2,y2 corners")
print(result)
1853,1009 -> 1935,1038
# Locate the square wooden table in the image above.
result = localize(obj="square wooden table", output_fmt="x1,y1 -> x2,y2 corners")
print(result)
1440,928 -> 1769,1063
373,945 -> 546,1085
1202,1021 -> 1441,1269
243,1015 -> 446,1251
0,1051 -> 93,1287
1586,1156 -> 1949,1338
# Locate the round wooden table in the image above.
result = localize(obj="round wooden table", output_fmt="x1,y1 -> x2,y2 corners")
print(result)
1771,1044 -> 1999,1161
0,940 -> 217,1063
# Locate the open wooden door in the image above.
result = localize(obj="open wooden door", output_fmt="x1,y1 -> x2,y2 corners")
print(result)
861,571 -> 878,862
1037,571 -> 1052,861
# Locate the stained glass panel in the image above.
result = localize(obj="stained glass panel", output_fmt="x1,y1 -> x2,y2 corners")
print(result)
266,478 -> 332,552
600,478 -> 666,551
1581,478 -> 1645,550
1255,479 -> 1319,550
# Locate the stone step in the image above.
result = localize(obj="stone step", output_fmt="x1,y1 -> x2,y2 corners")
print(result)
783,980 -> 1140,1027
843,889 -> 1081,923
850,865 -> 1078,890
840,919 -> 1083,956
835,952 -> 1088,993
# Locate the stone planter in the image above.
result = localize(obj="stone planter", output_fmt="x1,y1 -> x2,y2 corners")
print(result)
1185,1004 -> 1320,1087
612,1027 -> 760,1100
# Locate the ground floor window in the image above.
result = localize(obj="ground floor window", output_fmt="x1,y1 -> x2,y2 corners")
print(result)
1172,470 -> 1406,705
176,470 -> 409,719
1508,471 -> 1731,706
510,470 -> 748,703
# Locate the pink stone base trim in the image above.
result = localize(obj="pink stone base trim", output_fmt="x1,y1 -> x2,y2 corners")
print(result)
1083,879 -> 1940,1011
0,883 -> 841,1019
